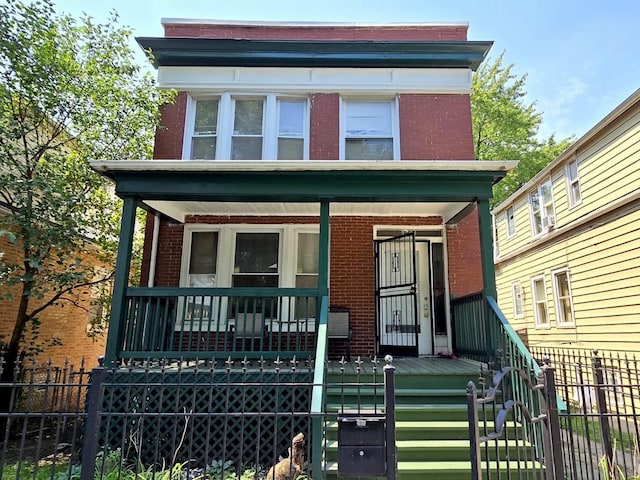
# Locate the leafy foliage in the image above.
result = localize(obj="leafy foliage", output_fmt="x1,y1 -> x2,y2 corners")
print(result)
0,0 -> 173,365
471,53 -> 574,207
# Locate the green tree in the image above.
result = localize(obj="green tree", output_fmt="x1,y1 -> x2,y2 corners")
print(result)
471,53 -> 574,206
0,0 -> 174,383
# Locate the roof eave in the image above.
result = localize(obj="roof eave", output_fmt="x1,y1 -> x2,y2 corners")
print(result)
136,37 -> 493,70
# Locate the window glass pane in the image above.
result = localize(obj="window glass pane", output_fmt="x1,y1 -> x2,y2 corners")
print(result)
346,139 -> 393,160
297,233 -> 319,274
278,138 -> 304,160
191,137 -> 216,160
346,102 -> 392,136
234,99 -> 263,135
568,161 -> 578,181
279,101 -> 304,136
234,233 -> 279,273
194,100 -> 218,135
231,275 -> 279,288
189,231 -> 218,287
189,232 -> 218,274
232,137 -> 263,160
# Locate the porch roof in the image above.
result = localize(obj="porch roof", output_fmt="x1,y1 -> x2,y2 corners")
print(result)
90,160 -> 516,223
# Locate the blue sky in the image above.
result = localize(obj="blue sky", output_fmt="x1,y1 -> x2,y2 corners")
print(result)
59,0 -> 639,141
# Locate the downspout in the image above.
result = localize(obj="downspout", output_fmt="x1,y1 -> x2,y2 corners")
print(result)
147,213 -> 160,287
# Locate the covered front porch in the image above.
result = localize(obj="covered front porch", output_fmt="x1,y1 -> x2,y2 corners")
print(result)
91,160 -> 514,364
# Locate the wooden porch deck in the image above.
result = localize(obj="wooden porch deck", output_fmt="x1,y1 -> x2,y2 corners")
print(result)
327,356 -> 487,376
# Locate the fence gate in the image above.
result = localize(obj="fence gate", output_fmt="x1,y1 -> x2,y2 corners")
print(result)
467,365 -> 564,480
374,232 -> 418,356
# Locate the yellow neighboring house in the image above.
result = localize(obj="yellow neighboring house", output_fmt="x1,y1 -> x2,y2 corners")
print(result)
493,88 -> 640,352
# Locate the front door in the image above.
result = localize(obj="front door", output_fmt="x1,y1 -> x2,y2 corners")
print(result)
375,232 -> 419,356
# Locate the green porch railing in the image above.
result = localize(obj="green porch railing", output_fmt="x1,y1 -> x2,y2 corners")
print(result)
118,287 -> 322,360
311,295 -> 329,480
452,291 -> 540,375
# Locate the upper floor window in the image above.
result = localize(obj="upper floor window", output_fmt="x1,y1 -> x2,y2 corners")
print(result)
505,206 -> 516,237
566,159 -> 582,207
531,275 -> 549,328
191,99 -> 219,160
342,100 -> 398,160
529,179 -> 555,236
552,268 -> 575,327
185,94 -> 308,160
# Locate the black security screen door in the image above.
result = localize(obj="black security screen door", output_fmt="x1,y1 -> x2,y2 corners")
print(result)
375,232 -> 418,356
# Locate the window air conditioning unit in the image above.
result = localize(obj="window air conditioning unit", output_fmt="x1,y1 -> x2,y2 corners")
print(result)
542,215 -> 556,229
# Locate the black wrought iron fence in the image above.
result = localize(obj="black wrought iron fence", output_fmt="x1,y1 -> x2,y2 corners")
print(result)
1,355 -> 396,480
530,346 -> 640,480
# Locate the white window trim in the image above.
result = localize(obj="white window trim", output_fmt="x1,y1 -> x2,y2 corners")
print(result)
511,281 -> 523,318
505,205 -> 516,238
529,178 -> 555,238
182,93 -> 310,161
339,97 -> 401,160
181,224 -> 321,289
565,159 -> 582,208
552,267 -> 576,328
531,274 -> 550,329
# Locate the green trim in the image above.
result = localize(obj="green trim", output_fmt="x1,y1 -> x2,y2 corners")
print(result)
137,37 -> 493,70
109,169 -> 505,203
105,197 -> 137,362
318,201 -> 330,296
126,286 -> 319,296
477,199 -> 496,298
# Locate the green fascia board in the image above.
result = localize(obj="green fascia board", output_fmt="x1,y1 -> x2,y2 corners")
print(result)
107,169 -> 505,203
137,37 -> 493,70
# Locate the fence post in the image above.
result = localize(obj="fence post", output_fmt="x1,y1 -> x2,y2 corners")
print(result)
384,355 -> 397,480
466,381 -> 482,480
81,362 -> 107,480
542,364 -> 564,480
592,350 -> 614,469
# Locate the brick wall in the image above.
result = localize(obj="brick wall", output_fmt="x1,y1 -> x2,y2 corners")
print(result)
399,94 -> 475,160
309,94 -> 340,160
0,236 -> 106,369
446,208 -> 484,297
163,23 -> 468,41
153,92 -> 187,160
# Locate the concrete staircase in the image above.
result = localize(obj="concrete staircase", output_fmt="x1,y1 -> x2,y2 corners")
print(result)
323,358 -> 536,480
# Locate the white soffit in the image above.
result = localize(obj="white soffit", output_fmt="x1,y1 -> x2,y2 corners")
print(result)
143,201 -> 469,223
157,66 -> 472,93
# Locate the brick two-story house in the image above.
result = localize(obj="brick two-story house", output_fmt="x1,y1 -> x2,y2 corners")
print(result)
91,19 -> 514,363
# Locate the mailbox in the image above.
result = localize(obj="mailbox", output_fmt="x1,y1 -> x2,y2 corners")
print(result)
337,416 -> 386,477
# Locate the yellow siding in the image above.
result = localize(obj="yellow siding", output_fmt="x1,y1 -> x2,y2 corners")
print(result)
494,106 -> 640,259
495,208 -> 640,353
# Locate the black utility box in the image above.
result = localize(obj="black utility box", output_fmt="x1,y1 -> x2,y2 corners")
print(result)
337,416 -> 386,477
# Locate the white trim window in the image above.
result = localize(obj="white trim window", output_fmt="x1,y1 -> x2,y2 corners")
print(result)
184,94 -> 308,160
552,268 -> 575,327
529,179 -> 555,236
511,282 -> 523,318
566,159 -> 582,207
505,205 -> 516,237
531,275 -> 549,328
342,100 -> 399,160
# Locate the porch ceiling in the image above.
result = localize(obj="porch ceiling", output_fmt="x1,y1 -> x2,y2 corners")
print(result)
142,200 -> 470,223
90,160 -> 516,223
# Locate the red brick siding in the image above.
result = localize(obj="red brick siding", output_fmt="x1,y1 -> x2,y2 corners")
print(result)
310,94 -> 340,160
163,24 -> 468,41
153,92 -> 187,160
446,208 -> 484,297
399,94 -> 475,160
0,236 -> 106,368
